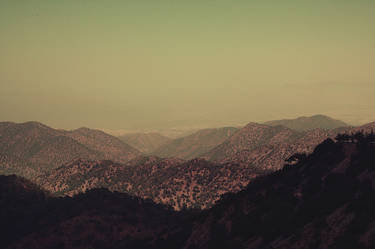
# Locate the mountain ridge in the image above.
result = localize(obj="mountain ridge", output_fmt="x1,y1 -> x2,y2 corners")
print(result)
36,156 -> 259,210
2,134 -> 375,248
152,127 -> 238,159
264,114 -> 349,131
0,121 -> 141,178
118,132 -> 171,153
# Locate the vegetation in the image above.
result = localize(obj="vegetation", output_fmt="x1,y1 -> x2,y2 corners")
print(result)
335,130 -> 375,143
2,133 -> 375,248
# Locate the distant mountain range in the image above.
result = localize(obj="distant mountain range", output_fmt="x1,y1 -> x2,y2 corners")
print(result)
118,132 -> 171,153
1,116 -> 374,211
0,122 -> 140,177
31,119 -> 374,210
264,114 -> 349,131
202,120 -> 373,172
0,115 -> 350,177
140,115 -> 349,160
203,123 -> 335,171
152,127 -> 238,159
2,135 -> 375,249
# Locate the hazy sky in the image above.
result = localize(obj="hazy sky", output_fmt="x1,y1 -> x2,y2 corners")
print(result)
1,0 -> 374,130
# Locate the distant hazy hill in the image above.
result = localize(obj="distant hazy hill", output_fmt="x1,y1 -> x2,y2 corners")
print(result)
152,127 -> 238,159
264,114 -> 348,131
118,132 -> 171,153
66,127 -> 140,162
0,122 -> 140,177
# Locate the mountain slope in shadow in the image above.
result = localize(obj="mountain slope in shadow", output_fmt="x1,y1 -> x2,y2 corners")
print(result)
185,135 -> 375,249
1,175 -> 192,249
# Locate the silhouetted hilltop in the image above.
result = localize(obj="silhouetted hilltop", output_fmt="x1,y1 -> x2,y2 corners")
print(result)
264,114 -> 348,131
0,175 -> 48,248
1,175 -> 191,249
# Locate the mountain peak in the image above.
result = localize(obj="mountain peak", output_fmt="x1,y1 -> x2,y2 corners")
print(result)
264,114 -> 348,131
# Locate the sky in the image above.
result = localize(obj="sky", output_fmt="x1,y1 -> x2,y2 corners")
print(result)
0,0 -> 374,130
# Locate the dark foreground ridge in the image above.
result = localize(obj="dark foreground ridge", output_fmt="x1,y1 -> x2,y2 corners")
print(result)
0,175 -> 193,249
1,133 -> 375,249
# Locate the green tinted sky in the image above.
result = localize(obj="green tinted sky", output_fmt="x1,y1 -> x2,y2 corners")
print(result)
1,0 -> 374,129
